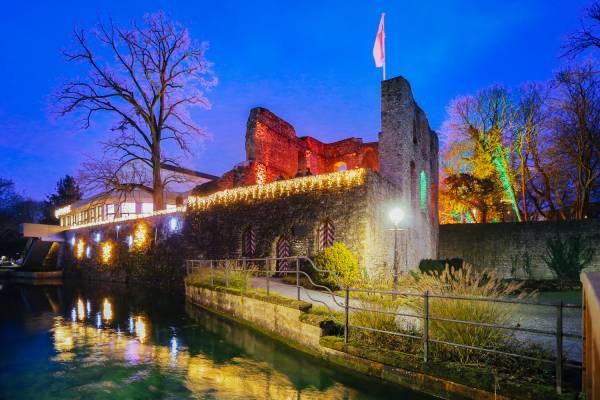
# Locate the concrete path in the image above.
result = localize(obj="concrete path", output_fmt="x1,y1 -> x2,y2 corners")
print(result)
251,277 -> 346,312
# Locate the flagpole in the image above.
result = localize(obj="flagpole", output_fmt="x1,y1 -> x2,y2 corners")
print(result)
382,12 -> 386,81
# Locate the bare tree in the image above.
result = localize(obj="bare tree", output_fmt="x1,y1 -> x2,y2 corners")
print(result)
550,63 -> 600,219
57,12 -> 215,209
563,1 -> 600,58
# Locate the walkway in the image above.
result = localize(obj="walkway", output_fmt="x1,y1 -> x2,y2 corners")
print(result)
251,277 -> 346,311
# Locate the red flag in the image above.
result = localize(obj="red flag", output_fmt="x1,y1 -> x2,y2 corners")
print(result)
373,13 -> 385,69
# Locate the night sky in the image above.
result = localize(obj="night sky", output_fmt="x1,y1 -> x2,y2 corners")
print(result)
0,0 -> 588,200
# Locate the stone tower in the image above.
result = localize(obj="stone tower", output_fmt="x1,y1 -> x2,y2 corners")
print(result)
378,76 -> 439,269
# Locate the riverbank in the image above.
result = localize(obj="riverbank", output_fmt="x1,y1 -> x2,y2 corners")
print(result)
185,281 -> 577,400
0,279 -> 421,399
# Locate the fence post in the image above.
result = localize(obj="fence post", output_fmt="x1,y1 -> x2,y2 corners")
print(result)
210,260 -> 214,286
344,287 -> 350,344
423,290 -> 429,363
556,301 -> 563,395
243,259 -> 247,292
266,259 -> 270,296
225,263 -> 229,289
296,258 -> 300,301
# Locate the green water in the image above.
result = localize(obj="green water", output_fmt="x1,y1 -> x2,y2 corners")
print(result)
0,280 -> 434,399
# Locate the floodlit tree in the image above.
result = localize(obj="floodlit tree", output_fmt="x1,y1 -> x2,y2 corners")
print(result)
442,86 -> 522,221
441,173 -> 507,223
57,12 -> 215,209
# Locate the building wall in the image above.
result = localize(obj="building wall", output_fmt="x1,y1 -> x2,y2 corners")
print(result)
439,220 -> 600,278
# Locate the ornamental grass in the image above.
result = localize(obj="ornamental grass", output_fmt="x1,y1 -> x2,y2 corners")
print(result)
349,264 -> 541,366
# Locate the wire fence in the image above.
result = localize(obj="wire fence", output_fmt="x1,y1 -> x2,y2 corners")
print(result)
185,256 -> 583,395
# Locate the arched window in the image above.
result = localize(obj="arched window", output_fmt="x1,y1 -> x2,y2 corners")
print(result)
334,161 -> 347,171
242,226 -> 256,257
410,161 -> 417,209
420,170 -> 427,211
276,236 -> 290,272
318,219 -> 335,250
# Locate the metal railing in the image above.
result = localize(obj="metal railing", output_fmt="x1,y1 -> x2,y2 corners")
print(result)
185,257 -> 583,394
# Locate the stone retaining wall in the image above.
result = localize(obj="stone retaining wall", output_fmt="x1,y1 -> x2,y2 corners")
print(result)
439,220 -> 600,279
185,285 -> 323,351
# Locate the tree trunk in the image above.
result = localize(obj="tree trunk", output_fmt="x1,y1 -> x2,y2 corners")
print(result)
152,142 -> 165,210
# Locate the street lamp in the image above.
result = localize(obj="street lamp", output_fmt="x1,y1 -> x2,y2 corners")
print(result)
389,207 -> 406,291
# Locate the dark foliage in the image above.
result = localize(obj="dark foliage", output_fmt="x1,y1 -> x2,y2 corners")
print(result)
542,234 -> 594,280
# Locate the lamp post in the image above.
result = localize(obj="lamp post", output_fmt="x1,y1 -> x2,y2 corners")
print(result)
389,207 -> 405,291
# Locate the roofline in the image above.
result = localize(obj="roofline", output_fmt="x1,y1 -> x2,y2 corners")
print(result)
160,163 -> 220,180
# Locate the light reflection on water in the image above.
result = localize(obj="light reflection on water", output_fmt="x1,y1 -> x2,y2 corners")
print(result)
0,282 -> 432,399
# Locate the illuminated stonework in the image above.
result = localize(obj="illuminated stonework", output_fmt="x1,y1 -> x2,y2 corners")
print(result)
188,168 -> 366,211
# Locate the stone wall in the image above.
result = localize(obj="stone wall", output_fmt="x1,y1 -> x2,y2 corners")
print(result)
245,107 -> 379,180
379,77 -> 439,268
439,220 -> 600,279
186,285 -> 324,350
186,170 -> 405,276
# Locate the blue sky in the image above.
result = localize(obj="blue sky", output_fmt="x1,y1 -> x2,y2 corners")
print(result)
0,0 -> 589,199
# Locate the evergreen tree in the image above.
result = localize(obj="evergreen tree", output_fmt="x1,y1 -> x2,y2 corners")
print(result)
41,175 -> 82,224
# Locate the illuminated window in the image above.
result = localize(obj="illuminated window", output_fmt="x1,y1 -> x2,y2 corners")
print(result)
121,202 -> 136,216
141,203 -> 153,214
420,170 -> 427,211
106,204 -> 115,218
334,161 -> 347,172
166,204 -> 177,211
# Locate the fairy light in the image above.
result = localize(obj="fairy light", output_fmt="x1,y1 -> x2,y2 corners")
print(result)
102,298 -> 113,321
255,163 -> 266,185
55,205 -> 71,218
188,168 -> 366,211
75,239 -> 85,260
132,222 -> 148,250
100,242 -> 112,264
66,206 -> 186,230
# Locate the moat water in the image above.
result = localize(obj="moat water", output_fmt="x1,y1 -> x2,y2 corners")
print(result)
0,280 -> 434,399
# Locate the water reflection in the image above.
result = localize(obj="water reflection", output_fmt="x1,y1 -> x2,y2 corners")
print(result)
0,282 -> 432,399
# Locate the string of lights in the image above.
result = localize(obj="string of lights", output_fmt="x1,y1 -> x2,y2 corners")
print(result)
66,206 -> 186,230
188,168 -> 366,211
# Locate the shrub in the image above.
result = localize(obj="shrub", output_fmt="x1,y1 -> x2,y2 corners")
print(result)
185,264 -> 249,290
314,242 -> 361,289
418,258 -> 463,274
542,234 -> 594,280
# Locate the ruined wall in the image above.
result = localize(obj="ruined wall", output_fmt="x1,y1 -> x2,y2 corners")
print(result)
379,76 -> 439,268
244,107 -> 378,181
439,221 -> 600,279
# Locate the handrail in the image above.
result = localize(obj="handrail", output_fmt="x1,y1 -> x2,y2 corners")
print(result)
185,256 -> 583,395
